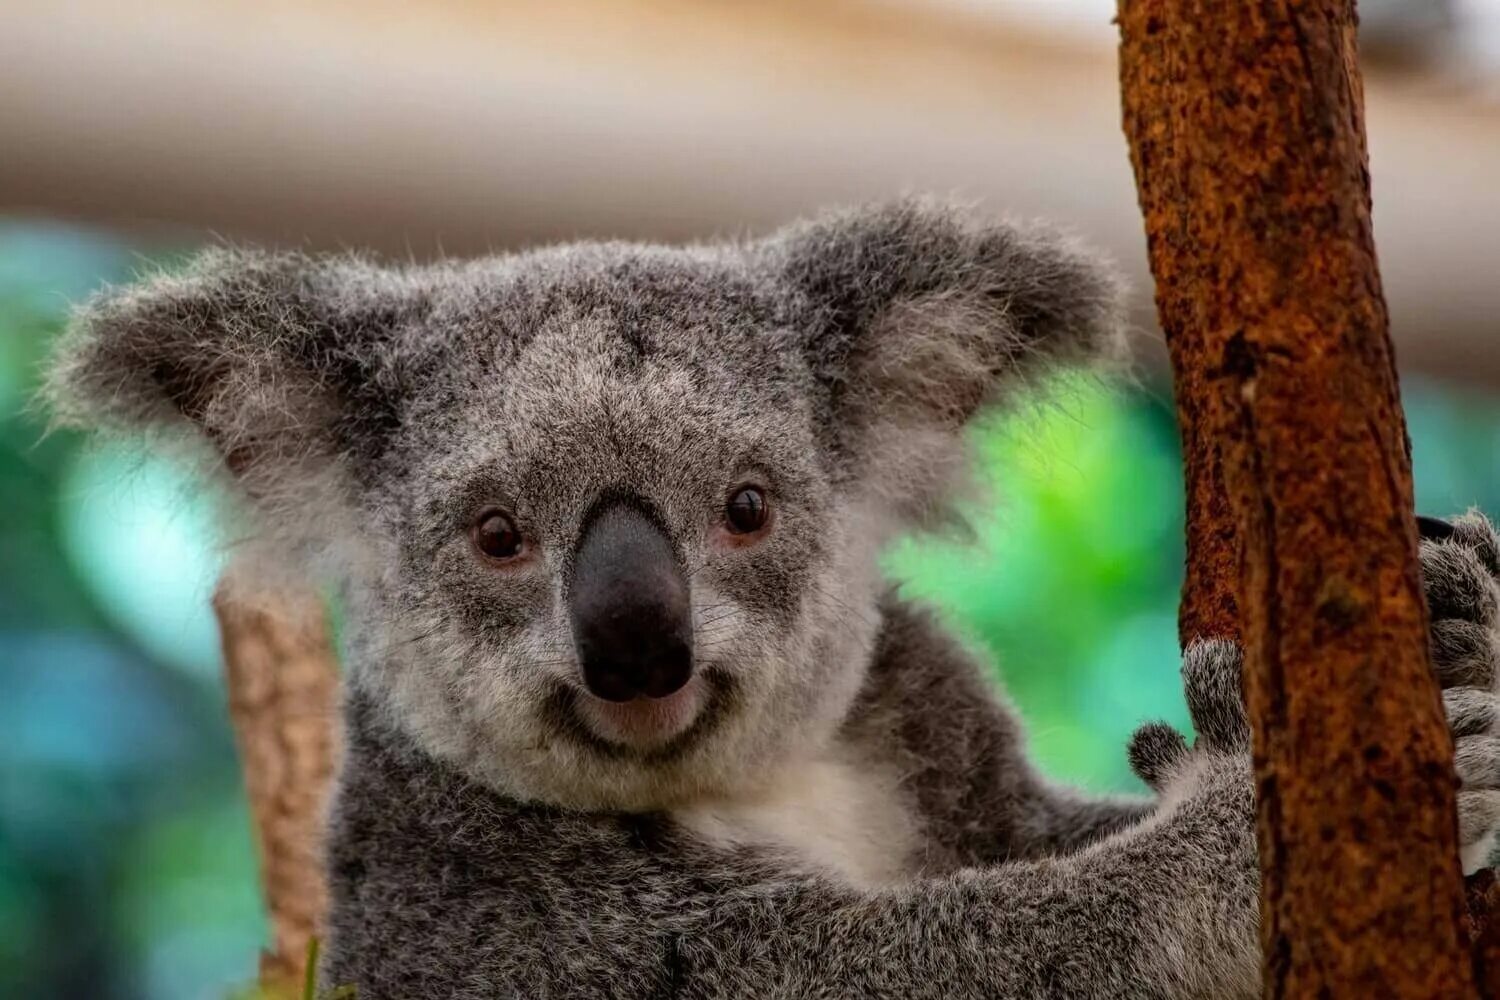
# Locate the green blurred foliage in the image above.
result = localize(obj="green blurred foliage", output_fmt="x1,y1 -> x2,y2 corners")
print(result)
2,220 -> 1498,999
0,224 -> 260,1000
885,378 -> 1189,790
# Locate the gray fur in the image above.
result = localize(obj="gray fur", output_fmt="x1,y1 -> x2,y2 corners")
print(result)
1423,514 -> 1500,872
43,200 -> 1493,998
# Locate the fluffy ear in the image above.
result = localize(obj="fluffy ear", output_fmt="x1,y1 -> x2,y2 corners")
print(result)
766,199 -> 1127,524
45,248 -> 415,512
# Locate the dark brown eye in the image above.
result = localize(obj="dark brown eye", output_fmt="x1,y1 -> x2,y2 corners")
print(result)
472,509 -> 523,561
725,487 -> 769,534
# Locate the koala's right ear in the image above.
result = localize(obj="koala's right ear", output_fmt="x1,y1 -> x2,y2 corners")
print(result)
45,248 -> 417,504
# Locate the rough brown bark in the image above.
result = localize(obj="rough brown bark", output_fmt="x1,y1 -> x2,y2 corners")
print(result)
1117,2 -> 1475,996
1174,354 -> 1242,646
1468,870 -> 1500,996
214,578 -> 340,993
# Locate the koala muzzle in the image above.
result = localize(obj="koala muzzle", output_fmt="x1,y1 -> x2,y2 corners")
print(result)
569,502 -> 694,702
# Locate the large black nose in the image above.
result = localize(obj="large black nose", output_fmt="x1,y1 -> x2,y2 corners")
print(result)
568,502 -> 693,702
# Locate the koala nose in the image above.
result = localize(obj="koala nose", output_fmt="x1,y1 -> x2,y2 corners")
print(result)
568,501 -> 693,702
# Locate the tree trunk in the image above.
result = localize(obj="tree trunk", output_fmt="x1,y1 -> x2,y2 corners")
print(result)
215,576 -> 340,993
1117,1 -> 1476,996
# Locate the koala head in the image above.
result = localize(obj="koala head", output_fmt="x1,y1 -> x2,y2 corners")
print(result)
48,201 -> 1124,810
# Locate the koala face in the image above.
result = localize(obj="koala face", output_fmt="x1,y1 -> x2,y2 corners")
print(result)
48,201 -> 1124,810
357,249 -> 885,808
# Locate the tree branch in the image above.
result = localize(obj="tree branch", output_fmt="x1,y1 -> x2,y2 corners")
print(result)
1118,1 -> 1475,995
215,577 -> 339,992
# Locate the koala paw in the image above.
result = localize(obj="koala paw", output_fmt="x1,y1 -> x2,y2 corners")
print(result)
1129,639 -> 1250,793
1422,511 -> 1500,872
1128,511 -> 1500,873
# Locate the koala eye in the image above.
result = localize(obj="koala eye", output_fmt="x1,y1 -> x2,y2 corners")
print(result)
725,487 -> 769,534
471,508 -> 524,561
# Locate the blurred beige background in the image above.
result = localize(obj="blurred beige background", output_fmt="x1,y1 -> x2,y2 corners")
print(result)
2,0 -> 1497,382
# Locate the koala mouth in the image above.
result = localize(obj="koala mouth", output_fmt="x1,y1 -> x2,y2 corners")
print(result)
577,676 -> 705,745
542,667 -> 736,763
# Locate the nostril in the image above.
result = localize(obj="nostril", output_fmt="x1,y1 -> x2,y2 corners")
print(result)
639,641 -> 692,699
579,635 -> 693,702
580,660 -> 641,703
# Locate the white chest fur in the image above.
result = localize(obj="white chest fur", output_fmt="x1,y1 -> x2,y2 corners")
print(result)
670,754 -> 918,888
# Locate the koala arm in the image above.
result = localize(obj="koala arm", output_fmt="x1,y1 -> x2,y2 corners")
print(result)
962,509 -> 1500,867
324,692 -> 1259,1000
850,597 -> 1154,866
671,758 -> 1257,1000
1013,777 -> 1157,857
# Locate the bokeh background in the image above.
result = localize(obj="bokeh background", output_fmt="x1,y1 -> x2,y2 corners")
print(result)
3,1 -> 1499,997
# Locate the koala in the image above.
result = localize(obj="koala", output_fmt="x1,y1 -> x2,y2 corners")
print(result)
44,200 -> 1500,999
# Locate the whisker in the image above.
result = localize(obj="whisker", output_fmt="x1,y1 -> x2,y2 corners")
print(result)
695,608 -> 744,629
359,626 -> 442,660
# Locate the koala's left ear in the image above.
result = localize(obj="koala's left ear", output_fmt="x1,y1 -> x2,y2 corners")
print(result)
763,199 -> 1127,523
